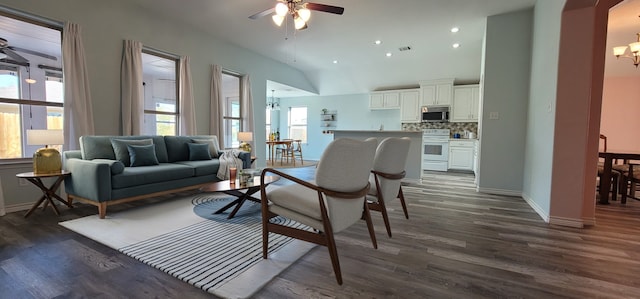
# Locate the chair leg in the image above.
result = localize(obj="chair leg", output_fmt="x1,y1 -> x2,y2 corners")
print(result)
262,214 -> 269,259
362,201 -> 378,249
611,173 -> 618,201
376,196 -> 392,238
621,176 -> 628,204
398,186 -> 409,219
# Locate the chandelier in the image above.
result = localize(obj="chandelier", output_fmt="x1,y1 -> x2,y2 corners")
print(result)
272,1 -> 312,30
613,15 -> 640,68
267,89 -> 280,110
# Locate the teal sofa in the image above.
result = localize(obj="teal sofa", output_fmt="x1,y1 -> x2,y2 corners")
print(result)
63,135 -> 251,218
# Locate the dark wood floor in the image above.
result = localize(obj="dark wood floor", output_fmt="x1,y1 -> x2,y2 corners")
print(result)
1,168 -> 639,298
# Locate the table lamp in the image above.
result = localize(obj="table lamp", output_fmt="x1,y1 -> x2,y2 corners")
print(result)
27,129 -> 64,174
238,131 -> 253,153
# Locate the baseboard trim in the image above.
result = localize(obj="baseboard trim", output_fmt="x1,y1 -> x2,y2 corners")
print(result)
476,187 -> 522,197
4,202 -> 34,214
549,216 -> 584,228
521,193 -> 550,223
582,217 -> 596,226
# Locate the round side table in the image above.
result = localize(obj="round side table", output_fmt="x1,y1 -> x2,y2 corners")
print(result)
16,170 -> 72,218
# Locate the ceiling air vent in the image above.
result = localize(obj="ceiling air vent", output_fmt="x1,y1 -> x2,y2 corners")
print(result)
398,46 -> 412,51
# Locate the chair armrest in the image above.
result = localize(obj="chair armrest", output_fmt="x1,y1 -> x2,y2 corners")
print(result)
64,158 -> 113,202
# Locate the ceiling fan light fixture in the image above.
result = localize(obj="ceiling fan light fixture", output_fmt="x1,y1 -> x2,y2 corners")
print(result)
294,15 -> 306,30
298,8 -> 311,22
275,2 -> 289,16
272,14 -> 285,26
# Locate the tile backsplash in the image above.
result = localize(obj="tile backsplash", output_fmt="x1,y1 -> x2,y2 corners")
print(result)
402,122 -> 478,137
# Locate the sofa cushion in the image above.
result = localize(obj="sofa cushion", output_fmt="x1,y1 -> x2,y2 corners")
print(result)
111,139 -> 153,166
165,135 -> 221,162
91,159 -> 125,175
175,160 -> 221,176
192,138 -> 220,158
128,144 -> 160,167
111,163 -> 195,189
79,135 -> 169,163
188,143 -> 212,161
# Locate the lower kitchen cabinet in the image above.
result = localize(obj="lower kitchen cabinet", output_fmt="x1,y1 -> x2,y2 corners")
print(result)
448,140 -> 475,171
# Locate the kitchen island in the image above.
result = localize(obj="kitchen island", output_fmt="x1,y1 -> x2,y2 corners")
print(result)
333,130 -> 422,180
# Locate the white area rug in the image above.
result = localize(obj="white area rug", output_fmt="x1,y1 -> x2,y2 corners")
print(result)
59,192 -> 315,299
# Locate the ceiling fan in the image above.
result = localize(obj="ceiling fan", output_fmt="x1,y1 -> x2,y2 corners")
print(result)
0,37 -> 57,64
249,0 -> 344,30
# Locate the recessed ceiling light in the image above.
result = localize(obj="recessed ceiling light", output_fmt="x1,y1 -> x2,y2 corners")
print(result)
374,40 -> 382,45
452,43 -> 460,48
451,27 -> 459,33
386,52 -> 392,57
333,60 -> 338,64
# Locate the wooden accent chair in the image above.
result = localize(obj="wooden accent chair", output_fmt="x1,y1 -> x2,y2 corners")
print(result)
260,138 -> 379,285
367,137 -> 411,237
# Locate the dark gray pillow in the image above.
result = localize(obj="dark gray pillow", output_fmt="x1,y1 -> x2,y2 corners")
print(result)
111,139 -> 153,166
127,144 -> 159,167
192,138 -> 220,158
188,143 -> 212,161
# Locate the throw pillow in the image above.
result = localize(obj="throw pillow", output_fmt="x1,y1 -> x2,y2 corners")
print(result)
187,143 -> 212,161
192,138 -> 220,158
111,139 -> 153,167
127,144 -> 160,167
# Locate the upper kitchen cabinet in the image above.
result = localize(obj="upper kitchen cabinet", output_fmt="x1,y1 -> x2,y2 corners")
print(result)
399,89 -> 421,123
451,84 -> 480,122
419,78 -> 454,106
369,91 -> 401,109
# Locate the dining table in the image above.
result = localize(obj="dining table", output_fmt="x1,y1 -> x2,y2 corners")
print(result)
598,150 -> 640,204
266,140 -> 293,165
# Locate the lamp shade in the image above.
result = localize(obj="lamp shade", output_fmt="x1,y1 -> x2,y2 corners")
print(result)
27,129 -> 64,146
238,132 -> 253,142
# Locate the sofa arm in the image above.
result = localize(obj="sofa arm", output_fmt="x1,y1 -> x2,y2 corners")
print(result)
64,158 -> 113,202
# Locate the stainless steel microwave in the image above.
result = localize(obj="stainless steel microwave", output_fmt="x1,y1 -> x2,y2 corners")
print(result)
421,106 -> 449,122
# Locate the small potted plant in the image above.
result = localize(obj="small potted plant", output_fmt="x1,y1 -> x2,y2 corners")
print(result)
322,108 -> 328,115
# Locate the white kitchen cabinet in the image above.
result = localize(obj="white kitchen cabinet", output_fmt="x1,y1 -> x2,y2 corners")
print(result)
369,91 -> 400,109
451,84 -> 480,122
400,89 -> 421,123
448,140 -> 475,171
419,78 -> 454,106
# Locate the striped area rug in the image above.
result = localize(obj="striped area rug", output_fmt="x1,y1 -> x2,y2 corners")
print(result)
59,192 -> 315,298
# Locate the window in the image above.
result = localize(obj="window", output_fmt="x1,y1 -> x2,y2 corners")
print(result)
141,50 -> 179,136
0,12 -> 62,160
288,107 -> 307,143
221,72 -> 242,149
266,109 -> 271,140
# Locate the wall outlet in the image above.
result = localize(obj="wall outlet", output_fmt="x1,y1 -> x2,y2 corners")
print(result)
19,178 -> 28,186
489,112 -> 499,120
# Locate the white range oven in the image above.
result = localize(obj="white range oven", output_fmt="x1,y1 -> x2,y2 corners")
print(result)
421,129 -> 450,173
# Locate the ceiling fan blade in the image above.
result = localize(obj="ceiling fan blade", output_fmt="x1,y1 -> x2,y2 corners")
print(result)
10,46 -> 57,61
305,3 -> 344,15
2,48 -> 28,63
249,7 -> 275,19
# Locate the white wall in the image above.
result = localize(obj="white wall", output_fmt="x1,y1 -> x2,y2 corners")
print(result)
275,94 -> 401,160
0,0 -> 316,208
478,9 -> 533,195
522,0 -> 565,220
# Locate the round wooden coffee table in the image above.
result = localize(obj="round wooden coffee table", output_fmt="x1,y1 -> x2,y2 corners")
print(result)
199,175 -> 279,219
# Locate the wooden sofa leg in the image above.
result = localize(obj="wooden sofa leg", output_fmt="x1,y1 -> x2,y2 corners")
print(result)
98,202 -> 107,219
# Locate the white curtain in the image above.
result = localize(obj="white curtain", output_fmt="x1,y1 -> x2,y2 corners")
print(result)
62,22 -> 95,150
120,40 -> 143,135
210,65 -> 224,148
241,75 -> 254,134
179,56 -> 196,135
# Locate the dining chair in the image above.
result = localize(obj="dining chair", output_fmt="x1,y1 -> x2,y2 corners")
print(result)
620,163 -> 640,204
283,139 -> 303,165
275,139 -> 292,165
367,137 -> 411,237
260,137 -> 378,285
597,134 -> 619,199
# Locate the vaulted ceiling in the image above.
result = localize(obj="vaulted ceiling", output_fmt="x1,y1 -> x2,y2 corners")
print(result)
2,0 -> 639,98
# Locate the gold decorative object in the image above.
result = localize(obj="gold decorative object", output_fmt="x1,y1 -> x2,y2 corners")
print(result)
27,129 -> 64,174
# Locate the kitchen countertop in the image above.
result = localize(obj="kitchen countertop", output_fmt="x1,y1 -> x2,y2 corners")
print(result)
331,130 -> 422,134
